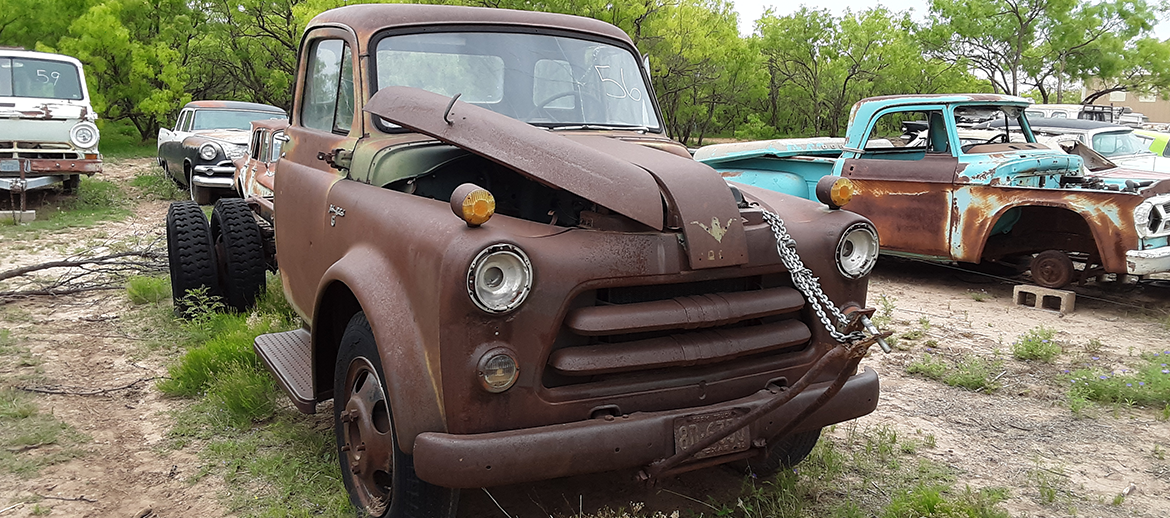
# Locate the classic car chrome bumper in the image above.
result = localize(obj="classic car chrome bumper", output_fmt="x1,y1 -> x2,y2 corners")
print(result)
193,164 -> 236,175
191,174 -> 235,189
412,367 -> 879,488
1126,246 -> 1170,275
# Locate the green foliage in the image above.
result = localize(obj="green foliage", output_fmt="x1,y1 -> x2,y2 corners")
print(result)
205,363 -> 278,428
0,178 -> 130,239
100,119 -> 157,159
1065,351 -> 1170,407
129,172 -> 184,201
907,353 -> 1003,392
1011,325 -> 1061,362
126,275 -> 170,305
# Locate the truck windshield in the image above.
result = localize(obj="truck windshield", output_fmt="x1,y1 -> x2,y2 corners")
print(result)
374,31 -> 661,130
0,57 -> 84,101
192,110 -> 285,131
1091,130 -> 1154,158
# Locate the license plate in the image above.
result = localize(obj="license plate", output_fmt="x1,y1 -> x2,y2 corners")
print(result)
0,159 -> 19,172
673,410 -> 750,459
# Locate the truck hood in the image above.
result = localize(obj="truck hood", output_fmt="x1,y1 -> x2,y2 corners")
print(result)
0,98 -> 91,122
365,86 -> 747,269
193,129 -> 251,146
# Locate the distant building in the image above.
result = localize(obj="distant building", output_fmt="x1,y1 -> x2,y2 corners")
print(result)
1085,89 -> 1166,125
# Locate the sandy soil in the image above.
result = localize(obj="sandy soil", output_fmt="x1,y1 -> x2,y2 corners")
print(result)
1,158 -> 1168,517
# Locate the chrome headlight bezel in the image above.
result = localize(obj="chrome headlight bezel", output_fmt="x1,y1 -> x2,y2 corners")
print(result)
198,143 -> 220,161
1135,195 -> 1170,238
836,222 -> 879,279
69,122 -> 99,149
467,243 -> 533,314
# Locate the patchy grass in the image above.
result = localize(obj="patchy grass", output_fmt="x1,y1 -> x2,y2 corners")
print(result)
129,171 -> 183,201
726,424 -> 1010,518
126,275 -> 171,305
99,119 -> 157,160
0,388 -> 86,477
1011,326 -> 1061,362
1065,351 -> 1170,408
0,177 -> 131,238
907,353 -> 1003,392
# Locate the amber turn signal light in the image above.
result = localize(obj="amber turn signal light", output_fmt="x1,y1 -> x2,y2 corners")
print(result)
816,176 -> 854,210
450,183 -> 495,227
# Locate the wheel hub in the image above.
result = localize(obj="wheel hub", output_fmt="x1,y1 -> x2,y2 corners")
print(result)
342,358 -> 394,515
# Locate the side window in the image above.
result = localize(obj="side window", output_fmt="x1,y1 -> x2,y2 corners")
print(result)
250,130 -> 263,160
258,130 -> 271,163
864,110 -> 945,155
181,111 -> 195,132
302,39 -> 354,133
175,111 -> 189,131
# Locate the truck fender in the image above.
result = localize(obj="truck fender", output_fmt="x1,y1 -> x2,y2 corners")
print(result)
312,245 -> 445,454
955,199 -> 1123,272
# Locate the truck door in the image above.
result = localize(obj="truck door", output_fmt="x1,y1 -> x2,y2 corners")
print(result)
840,108 -> 957,259
277,29 -> 361,320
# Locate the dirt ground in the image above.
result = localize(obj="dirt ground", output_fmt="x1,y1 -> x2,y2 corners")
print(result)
1,158 -> 1168,517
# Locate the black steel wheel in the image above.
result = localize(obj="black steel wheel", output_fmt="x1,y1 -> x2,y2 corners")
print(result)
210,198 -> 266,312
1031,250 -> 1075,289
732,428 -> 822,477
166,201 -> 221,317
334,313 -> 458,518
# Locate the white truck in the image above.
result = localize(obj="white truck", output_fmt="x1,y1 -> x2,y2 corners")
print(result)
0,49 -> 101,200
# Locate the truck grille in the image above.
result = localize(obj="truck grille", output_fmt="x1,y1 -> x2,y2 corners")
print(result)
543,274 -> 812,388
0,142 -> 83,160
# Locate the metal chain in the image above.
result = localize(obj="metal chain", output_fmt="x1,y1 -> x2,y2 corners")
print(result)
761,209 -> 866,344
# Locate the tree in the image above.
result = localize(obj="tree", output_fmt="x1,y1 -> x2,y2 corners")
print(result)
924,0 -> 1170,103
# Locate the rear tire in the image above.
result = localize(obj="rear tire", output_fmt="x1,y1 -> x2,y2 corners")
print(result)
334,313 -> 459,518
210,198 -> 266,312
166,201 -> 221,317
732,428 -> 822,477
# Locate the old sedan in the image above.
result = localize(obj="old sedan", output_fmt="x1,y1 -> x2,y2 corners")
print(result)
158,100 -> 286,204
231,118 -> 288,223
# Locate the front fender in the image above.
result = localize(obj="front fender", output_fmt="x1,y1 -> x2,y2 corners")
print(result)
315,245 -> 445,454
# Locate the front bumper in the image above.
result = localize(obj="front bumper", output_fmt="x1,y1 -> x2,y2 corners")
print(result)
1126,246 -> 1170,275
0,158 -> 101,191
413,367 -> 879,488
191,174 -> 235,189
193,163 -> 237,175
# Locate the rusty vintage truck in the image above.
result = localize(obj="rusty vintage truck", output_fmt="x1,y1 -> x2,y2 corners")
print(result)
164,5 -> 887,516
696,94 -> 1170,289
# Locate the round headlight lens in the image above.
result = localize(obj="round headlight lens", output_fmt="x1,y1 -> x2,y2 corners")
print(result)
837,223 -> 879,278
199,143 -> 219,161
468,244 -> 532,313
478,351 -> 518,393
1134,201 -> 1155,238
69,122 -> 99,149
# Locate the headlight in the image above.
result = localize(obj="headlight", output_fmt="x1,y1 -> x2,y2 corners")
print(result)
467,244 -> 533,313
836,223 -> 879,278
199,143 -> 219,161
477,349 -> 518,393
1135,197 -> 1170,238
69,122 -> 99,149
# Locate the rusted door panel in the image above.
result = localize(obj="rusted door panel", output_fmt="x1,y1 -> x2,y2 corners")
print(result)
364,86 -> 664,230
840,155 -> 957,257
952,185 -> 1140,273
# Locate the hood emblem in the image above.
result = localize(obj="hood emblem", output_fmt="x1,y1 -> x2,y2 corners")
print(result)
691,217 -> 734,243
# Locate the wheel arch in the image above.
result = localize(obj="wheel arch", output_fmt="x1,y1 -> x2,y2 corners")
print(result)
311,249 -> 446,454
960,201 -> 1121,271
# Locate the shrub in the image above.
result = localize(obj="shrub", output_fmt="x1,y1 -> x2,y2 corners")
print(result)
126,275 -> 170,305
1012,325 -> 1061,362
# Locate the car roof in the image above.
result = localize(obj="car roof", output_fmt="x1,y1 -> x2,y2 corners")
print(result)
0,48 -> 84,68
308,4 -> 633,45
183,100 -> 286,113
1004,117 -> 1129,132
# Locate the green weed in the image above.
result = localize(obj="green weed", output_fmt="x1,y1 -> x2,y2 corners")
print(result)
0,177 -> 130,238
968,290 -> 990,302
206,363 -> 278,429
1012,325 -> 1061,362
129,172 -> 183,201
126,275 -> 170,305
1065,351 -> 1170,408
0,388 -> 85,476
1085,338 -> 1104,354
907,353 -> 1002,392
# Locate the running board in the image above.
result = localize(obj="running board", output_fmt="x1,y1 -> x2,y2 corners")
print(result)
254,329 -> 316,414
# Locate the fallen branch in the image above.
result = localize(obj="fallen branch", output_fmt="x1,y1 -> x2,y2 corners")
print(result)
0,251 -> 164,282
34,494 -> 97,503
0,240 -> 168,302
19,377 -> 161,396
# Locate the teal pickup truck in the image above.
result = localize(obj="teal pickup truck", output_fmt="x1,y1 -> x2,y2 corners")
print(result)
696,94 -> 1170,288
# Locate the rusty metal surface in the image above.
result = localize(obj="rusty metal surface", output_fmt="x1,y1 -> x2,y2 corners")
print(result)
565,287 -> 804,336
411,367 -> 878,488
549,319 -> 811,375
364,86 -> 664,231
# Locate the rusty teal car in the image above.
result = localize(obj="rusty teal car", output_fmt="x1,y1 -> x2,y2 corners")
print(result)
696,94 -> 1170,288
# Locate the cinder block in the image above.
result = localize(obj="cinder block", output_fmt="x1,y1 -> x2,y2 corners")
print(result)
1013,284 -> 1075,313
4,210 -> 35,223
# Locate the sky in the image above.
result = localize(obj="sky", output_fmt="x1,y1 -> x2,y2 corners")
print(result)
729,0 -> 1170,38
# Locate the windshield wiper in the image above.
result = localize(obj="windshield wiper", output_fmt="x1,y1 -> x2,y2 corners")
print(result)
545,124 -> 649,132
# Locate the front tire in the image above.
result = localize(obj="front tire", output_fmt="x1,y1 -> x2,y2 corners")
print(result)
187,164 -> 212,205
334,313 -> 458,517
166,201 -> 222,317
732,428 -> 821,477
210,199 -> 266,312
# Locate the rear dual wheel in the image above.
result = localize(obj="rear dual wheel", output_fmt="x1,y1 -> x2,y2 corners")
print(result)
334,313 -> 458,517
166,201 -> 221,317
210,198 -> 267,312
